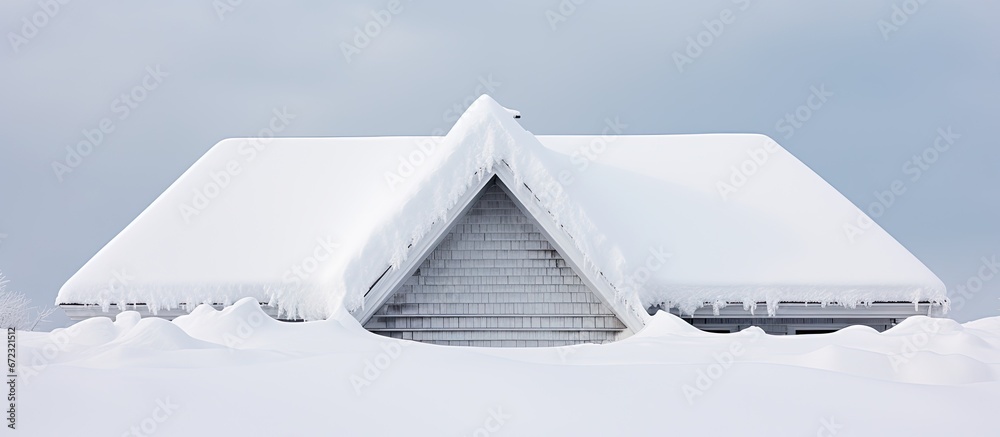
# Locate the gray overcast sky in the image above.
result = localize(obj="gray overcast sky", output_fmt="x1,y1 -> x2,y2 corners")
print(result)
1,1 -> 998,330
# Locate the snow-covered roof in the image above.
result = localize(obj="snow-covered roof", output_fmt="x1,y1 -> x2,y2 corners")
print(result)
57,95 -> 947,320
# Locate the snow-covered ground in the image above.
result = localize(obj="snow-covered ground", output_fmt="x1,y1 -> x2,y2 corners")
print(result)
14,298 -> 1000,435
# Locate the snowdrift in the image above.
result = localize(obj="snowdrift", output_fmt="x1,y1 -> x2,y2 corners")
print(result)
15,301 -> 1000,435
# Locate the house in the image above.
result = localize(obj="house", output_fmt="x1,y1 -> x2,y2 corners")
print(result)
57,95 -> 948,345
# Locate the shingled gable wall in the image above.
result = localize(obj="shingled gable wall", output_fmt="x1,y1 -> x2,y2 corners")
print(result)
363,177 -> 627,346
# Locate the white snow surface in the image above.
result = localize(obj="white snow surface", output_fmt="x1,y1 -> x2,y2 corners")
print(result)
57,95 -> 946,319
16,299 -> 1000,435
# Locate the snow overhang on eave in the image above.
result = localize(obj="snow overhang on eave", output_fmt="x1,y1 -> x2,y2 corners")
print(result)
666,301 -> 946,318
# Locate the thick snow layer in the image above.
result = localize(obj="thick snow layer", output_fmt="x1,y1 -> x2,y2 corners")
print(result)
16,301 -> 1000,435
534,134 -> 947,314
57,95 -> 946,319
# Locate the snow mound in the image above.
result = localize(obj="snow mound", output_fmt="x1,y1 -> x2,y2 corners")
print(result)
171,297 -> 379,353
627,310 -> 712,338
962,315 -> 1000,332
171,297 -> 283,346
16,314 -> 1000,435
104,317 -> 221,352
884,315 -> 963,335
56,316 -> 119,347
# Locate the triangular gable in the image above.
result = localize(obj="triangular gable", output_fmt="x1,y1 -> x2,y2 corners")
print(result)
357,170 -> 646,336
362,176 -> 628,346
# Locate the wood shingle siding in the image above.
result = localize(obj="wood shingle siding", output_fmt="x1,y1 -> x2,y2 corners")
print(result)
364,181 -> 626,346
